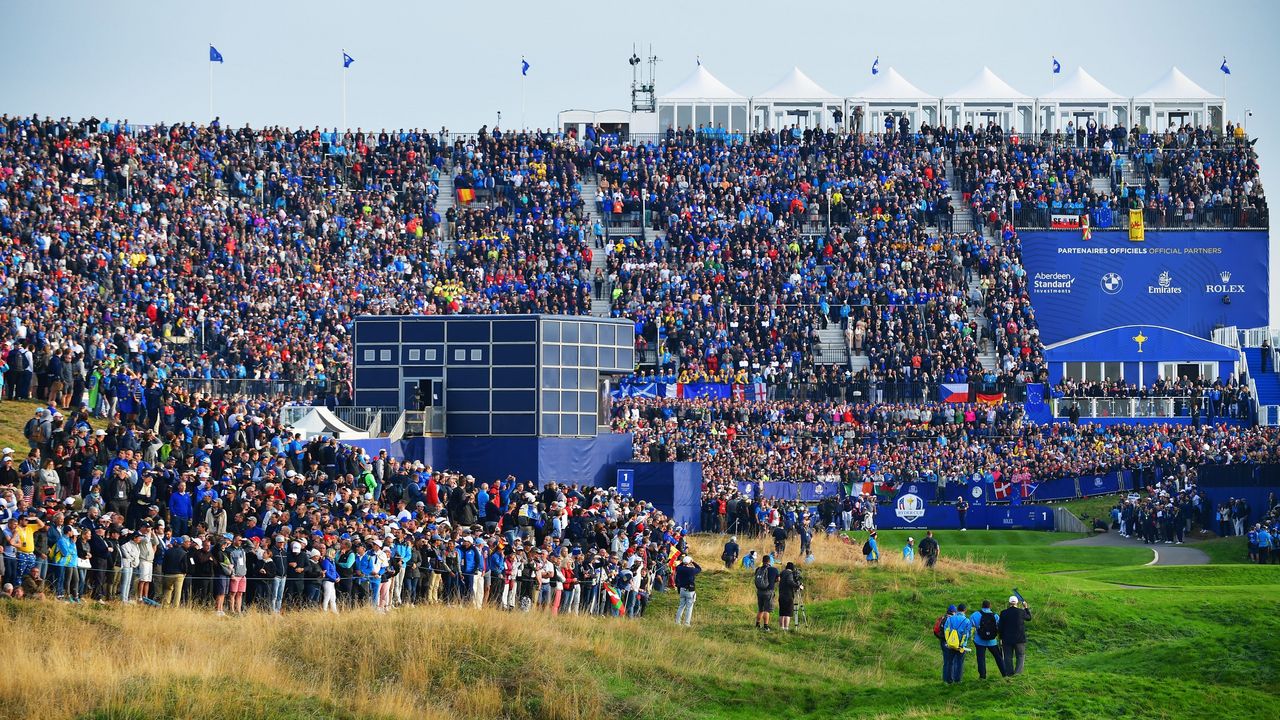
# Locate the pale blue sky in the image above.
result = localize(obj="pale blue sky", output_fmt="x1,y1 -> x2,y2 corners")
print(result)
2,0 -> 1277,320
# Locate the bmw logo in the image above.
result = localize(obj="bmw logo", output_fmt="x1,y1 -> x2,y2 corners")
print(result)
1101,272 -> 1124,294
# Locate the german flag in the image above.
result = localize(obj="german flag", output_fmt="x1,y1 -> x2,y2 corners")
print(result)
456,188 -> 476,204
976,392 -> 1004,404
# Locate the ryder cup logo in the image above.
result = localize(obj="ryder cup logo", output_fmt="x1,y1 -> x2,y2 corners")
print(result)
814,483 -> 825,496
1204,269 -> 1246,294
895,494 -> 926,523
1100,272 -> 1123,295
1094,478 -> 1104,488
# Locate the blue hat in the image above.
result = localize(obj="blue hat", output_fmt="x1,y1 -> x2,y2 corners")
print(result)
947,604 -> 957,613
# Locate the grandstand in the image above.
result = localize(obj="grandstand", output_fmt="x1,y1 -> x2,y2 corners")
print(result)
0,61 -> 1274,519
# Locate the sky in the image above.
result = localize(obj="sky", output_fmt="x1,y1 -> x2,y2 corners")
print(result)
2,0 -> 1277,320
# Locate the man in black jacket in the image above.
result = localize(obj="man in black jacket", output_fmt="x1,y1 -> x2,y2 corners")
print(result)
721,536 -> 740,568
160,537 -> 191,607
999,595 -> 1032,676
919,531 -> 940,568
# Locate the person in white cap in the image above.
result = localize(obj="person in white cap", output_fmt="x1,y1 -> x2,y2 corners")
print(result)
903,537 -> 915,564
999,595 -> 1032,676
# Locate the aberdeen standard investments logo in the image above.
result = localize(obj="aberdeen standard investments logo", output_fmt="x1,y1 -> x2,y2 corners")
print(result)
1100,272 -> 1124,295
1033,272 -> 1076,294
1205,269 -> 1246,294
1148,270 -> 1182,295
895,494 -> 926,523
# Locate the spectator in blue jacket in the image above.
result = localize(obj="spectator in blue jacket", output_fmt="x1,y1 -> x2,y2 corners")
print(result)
969,600 -> 1007,679
943,603 -> 974,684
167,482 -> 192,536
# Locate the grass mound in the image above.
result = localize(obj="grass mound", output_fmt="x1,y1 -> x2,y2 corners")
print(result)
2,529 -> 1277,719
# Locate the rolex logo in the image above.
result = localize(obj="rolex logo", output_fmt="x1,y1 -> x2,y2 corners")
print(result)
1220,270 -> 1231,283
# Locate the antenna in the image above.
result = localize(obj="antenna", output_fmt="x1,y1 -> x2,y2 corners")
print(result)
631,43 -> 657,113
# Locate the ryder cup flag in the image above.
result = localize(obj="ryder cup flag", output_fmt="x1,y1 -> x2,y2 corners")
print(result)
940,383 -> 969,403
209,46 -> 224,63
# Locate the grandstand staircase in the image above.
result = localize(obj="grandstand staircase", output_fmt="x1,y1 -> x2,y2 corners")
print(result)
814,324 -> 849,366
1244,347 -> 1280,413
943,158 -> 974,235
436,168 -> 456,257
582,170 -> 612,318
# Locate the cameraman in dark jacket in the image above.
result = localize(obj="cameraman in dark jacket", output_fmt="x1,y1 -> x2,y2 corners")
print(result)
999,596 -> 1032,676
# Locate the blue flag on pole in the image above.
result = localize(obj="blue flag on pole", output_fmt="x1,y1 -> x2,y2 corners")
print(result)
343,52 -> 354,69
209,45 -> 224,63
871,56 -> 879,75
1220,57 -> 1230,75
521,58 -> 530,76
1052,57 -> 1061,74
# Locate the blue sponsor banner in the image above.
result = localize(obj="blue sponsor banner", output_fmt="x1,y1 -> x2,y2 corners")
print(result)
1021,230 -> 1268,344
761,481 -> 797,500
1030,476 -> 1078,501
875,503 -> 1057,530
615,467 -> 635,496
797,481 -> 839,501
1079,471 -> 1127,496
895,481 -> 938,504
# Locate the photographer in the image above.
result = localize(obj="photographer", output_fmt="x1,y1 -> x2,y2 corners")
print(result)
999,596 -> 1033,676
778,562 -> 803,631
752,554 -> 780,632
674,554 -> 701,627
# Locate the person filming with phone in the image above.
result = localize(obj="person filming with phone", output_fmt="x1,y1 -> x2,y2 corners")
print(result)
1000,594 -> 1033,676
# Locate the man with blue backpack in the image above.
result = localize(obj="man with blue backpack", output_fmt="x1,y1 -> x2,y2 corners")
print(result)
970,600 -> 1007,679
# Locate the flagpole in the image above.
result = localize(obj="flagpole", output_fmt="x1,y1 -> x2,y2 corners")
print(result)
209,51 -> 214,121
521,71 -> 526,131
342,57 -> 348,134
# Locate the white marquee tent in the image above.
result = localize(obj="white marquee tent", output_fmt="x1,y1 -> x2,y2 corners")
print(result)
1037,67 -> 1128,133
751,67 -> 841,130
1133,66 -> 1224,133
849,66 -> 938,134
943,66 -> 1033,133
657,65 -> 748,134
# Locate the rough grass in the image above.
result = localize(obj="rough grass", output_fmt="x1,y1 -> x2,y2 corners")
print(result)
0,398 -> 45,454
3,530 -> 1278,720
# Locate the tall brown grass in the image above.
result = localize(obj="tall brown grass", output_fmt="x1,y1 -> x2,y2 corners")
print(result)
0,534 -> 1007,720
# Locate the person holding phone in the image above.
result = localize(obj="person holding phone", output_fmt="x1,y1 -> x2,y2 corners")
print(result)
999,595 -> 1033,676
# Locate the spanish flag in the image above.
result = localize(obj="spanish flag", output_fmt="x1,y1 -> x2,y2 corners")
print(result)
456,188 -> 476,204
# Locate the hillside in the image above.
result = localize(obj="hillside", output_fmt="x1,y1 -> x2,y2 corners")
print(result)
1,531 -> 1276,720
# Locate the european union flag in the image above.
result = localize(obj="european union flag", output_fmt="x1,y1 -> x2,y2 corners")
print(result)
1220,57 -> 1230,75
343,51 -> 355,69
209,45 -> 224,63
521,58 -> 530,76
1052,56 -> 1061,74
871,56 -> 879,76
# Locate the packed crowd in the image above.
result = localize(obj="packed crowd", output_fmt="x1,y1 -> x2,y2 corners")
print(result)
611,396 -> 1280,501
2,115 -> 1266,397
590,126 -> 1045,388
1,393 -> 692,612
1053,374 -> 1255,419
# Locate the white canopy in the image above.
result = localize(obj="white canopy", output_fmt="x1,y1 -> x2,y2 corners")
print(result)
1040,67 -> 1123,100
854,67 -> 936,100
755,67 -> 838,101
659,65 -> 745,102
1136,66 -> 1219,100
947,66 -> 1030,101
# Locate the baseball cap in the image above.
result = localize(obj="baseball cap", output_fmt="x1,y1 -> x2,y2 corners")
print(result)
1009,595 -> 1020,604
947,604 -> 957,613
